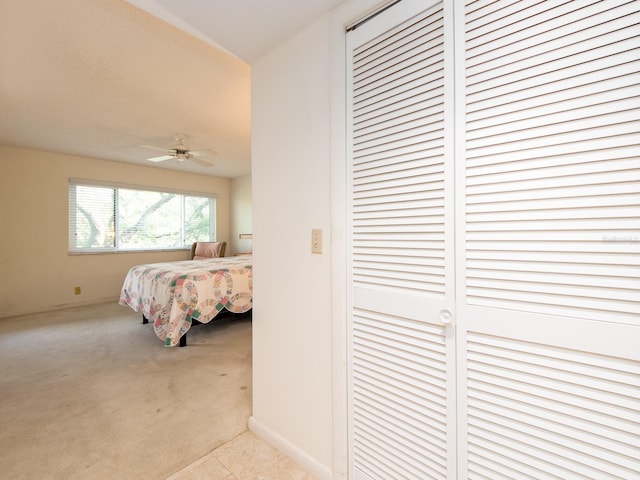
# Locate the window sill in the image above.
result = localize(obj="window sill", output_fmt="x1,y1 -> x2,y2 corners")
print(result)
69,248 -> 190,256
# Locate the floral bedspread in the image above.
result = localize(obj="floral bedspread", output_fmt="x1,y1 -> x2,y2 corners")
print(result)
119,256 -> 252,346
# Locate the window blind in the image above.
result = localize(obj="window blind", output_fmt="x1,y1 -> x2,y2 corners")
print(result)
68,180 -> 216,252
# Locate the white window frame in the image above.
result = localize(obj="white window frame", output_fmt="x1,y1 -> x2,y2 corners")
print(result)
68,179 -> 217,254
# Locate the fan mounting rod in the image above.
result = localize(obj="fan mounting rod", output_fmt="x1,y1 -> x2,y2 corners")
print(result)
173,133 -> 188,144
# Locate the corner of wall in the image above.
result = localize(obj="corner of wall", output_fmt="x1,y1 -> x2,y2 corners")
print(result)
248,416 -> 333,480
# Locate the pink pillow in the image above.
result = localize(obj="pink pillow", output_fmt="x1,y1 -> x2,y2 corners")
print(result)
193,242 -> 220,259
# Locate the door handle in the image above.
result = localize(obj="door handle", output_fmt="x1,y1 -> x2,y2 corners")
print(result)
439,309 -> 453,325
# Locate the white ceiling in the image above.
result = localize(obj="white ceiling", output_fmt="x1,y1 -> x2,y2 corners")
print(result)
125,0 -> 348,64
0,0 -> 346,178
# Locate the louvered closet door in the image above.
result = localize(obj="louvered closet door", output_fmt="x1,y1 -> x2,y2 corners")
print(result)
347,1 -> 456,479
460,1 -> 640,478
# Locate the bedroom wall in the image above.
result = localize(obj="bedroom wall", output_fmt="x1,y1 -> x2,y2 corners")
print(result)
0,144 -> 231,319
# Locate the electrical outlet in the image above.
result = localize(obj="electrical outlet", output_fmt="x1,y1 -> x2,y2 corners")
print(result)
74,286 -> 82,295
312,229 -> 322,254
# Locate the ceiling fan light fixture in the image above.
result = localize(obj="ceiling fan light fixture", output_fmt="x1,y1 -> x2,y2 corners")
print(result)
142,134 -> 215,167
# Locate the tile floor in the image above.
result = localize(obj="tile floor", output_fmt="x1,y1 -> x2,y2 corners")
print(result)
167,430 -> 317,480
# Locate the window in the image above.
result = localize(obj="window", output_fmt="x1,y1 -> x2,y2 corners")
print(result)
69,180 -> 216,253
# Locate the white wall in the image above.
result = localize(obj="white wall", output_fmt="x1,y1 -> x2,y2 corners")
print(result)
230,174 -> 252,255
0,144 -> 230,318
250,15 -> 335,480
250,1 -> 384,477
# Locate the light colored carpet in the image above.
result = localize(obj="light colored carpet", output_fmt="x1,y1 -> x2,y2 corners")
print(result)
0,302 -> 252,479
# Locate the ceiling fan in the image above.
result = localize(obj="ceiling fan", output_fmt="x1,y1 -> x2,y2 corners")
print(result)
142,133 -> 215,167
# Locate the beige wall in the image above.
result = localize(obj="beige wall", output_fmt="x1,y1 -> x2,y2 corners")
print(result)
0,144 -> 230,318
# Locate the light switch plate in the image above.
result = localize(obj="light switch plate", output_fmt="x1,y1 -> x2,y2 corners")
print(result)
312,229 -> 322,254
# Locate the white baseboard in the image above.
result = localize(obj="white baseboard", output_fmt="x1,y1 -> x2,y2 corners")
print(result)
248,416 -> 333,480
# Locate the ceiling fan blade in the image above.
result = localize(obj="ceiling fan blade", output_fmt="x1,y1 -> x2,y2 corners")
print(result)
189,148 -> 217,156
187,156 -> 214,167
147,155 -> 175,162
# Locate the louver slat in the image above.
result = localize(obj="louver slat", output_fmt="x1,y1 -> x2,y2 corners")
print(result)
353,5 -> 446,296
463,2 -> 640,478
353,308 -> 448,479
464,0 -> 640,326
349,2 -> 451,479
467,332 -> 640,480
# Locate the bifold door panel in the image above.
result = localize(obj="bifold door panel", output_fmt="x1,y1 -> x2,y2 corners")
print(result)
346,1 -> 640,479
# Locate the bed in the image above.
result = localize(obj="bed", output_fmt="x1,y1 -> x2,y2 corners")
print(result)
119,256 -> 252,346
